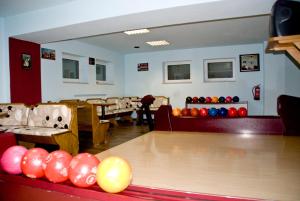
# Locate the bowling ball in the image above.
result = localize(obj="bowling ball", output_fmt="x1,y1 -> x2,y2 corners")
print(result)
238,107 -> 248,117
69,153 -> 100,188
228,107 -> 238,117
190,108 -> 199,117
211,96 -> 219,103
43,150 -> 72,183
96,156 -> 132,193
21,148 -> 49,178
198,97 -> 206,103
208,108 -> 218,117
218,96 -> 225,103
219,107 -> 228,117
185,96 -> 192,103
232,96 -> 240,103
172,108 -> 182,117
199,108 -> 208,117
0,145 -> 28,174
181,108 -> 191,116
225,96 -> 232,103
192,97 -> 199,103
205,97 -> 212,103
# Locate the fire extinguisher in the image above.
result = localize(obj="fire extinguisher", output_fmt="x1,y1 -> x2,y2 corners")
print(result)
252,85 -> 260,100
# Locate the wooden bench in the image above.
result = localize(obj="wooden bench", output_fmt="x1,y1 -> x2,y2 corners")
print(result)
77,102 -> 110,147
0,103 -> 79,155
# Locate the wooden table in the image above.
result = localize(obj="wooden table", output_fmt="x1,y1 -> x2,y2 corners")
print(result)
95,131 -> 300,201
95,103 -> 116,119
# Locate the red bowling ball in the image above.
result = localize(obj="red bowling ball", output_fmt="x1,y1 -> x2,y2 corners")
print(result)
199,108 -> 208,117
181,108 -> 191,116
69,153 -> 100,187
0,145 -> 28,175
43,150 -> 72,183
225,96 -> 232,103
21,148 -> 49,178
228,107 -> 238,117
238,107 -> 248,117
192,97 -> 199,103
205,97 -> 212,103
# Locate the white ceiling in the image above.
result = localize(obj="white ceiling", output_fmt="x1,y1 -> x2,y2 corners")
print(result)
1,0 -> 273,54
0,0 -> 76,17
77,15 -> 270,54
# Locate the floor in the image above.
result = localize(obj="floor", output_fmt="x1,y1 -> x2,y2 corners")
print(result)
79,121 -> 149,154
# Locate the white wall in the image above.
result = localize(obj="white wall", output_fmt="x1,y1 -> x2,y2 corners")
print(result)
285,58 -> 300,97
41,41 -> 124,102
263,43 -> 285,115
0,18 -> 10,103
125,43 -> 265,115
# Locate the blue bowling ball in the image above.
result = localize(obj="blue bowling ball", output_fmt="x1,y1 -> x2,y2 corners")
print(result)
208,107 -> 218,117
219,107 -> 228,117
232,96 -> 240,102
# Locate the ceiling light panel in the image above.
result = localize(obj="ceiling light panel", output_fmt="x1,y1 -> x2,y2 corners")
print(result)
124,29 -> 150,35
146,40 -> 170,46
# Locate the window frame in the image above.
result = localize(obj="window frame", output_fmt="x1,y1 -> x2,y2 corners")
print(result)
95,63 -> 107,82
62,53 -> 82,83
163,60 -> 192,84
203,58 -> 236,82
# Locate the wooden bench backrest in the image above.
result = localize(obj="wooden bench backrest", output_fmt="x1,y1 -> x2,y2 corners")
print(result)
0,103 -> 30,126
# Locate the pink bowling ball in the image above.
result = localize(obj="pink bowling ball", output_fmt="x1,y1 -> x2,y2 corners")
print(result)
0,145 -> 28,174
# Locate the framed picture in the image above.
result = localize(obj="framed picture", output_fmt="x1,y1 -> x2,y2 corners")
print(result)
89,57 -> 95,65
137,63 -> 149,71
41,48 -> 56,60
22,54 -> 31,69
240,54 -> 260,72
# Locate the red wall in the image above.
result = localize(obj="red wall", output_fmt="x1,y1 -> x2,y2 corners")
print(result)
9,38 -> 41,104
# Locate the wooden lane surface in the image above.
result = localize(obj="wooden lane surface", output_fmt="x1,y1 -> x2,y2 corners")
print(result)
95,131 -> 300,201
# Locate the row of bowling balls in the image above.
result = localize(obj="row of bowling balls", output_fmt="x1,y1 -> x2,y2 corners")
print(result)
173,107 -> 247,117
0,146 -> 132,193
186,96 -> 240,103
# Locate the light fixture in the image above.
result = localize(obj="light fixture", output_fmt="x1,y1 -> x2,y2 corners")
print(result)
124,29 -> 150,35
146,40 -> 170,46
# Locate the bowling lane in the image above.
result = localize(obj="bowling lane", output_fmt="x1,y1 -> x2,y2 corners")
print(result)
95,131 -> 300,201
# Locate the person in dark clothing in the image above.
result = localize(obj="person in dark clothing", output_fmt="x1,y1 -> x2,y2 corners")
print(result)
137,95 -> 155,131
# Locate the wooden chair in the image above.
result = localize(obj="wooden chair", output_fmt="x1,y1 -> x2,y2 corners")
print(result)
77,102 -> 110,147
277,95 -> 300,135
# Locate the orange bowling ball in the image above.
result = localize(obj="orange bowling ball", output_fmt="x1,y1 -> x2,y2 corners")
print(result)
190,108 -> 199,117
211,96 -> 219,103
96,156 -> 132,193
172,108 -> 182,117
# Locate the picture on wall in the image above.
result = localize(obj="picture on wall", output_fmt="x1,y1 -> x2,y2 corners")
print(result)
89,57 -> 95,65
22,53 -> 31,69
240,54 -> 260,72
138,63 -> 149,71
41,48 -> 56,60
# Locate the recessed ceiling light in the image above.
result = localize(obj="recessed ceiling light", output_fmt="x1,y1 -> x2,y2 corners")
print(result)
146,40 -> 170,46
124,29 -> 150,35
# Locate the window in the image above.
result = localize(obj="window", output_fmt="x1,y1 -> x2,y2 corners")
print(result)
95,59 -> 113,85
96,63 -> 106,81
63,58 -> 79,79
163,61 -> 191,83
204,58 -> 235,82
62,53 -> 88,83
